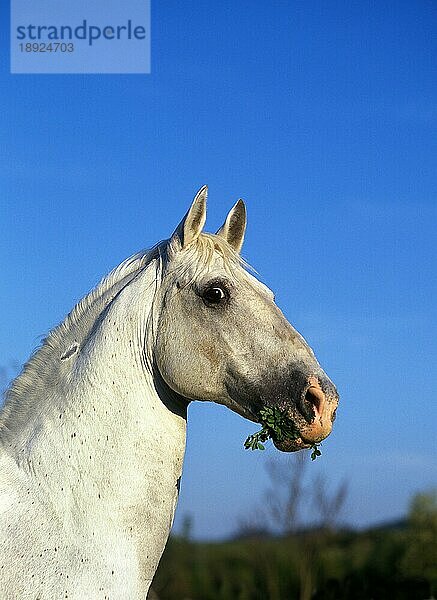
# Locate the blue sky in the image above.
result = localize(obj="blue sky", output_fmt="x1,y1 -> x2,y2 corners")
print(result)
1,1 -> 436,539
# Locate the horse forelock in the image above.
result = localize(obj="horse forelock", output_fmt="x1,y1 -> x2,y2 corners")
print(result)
165,231 -> 249,284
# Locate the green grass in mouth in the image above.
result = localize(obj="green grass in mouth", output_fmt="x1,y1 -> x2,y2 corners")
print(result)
244,406 -> 322,460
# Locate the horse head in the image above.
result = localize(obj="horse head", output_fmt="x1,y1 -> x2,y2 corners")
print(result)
153,186 -> 339,452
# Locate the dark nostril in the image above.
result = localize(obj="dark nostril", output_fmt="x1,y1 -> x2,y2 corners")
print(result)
305,388 -> 319,409
295,377 -> 326,423
305,385 -> 325,419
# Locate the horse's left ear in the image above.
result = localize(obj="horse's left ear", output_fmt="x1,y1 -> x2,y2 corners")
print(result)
171,186 -> 208,249
216,199 -> 246,253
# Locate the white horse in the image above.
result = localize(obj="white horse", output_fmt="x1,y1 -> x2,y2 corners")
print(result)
0,187 -> 338,599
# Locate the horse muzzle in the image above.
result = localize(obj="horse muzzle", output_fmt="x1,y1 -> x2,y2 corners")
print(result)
274,374 -> 339,452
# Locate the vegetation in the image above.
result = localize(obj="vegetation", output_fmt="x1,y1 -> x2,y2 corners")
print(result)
153,518 -> 435,600
400,491 -> 437,596
152,454 -> 436,600
244,406 -> 321,460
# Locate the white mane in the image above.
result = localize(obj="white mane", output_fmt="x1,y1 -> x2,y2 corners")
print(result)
0,244 -> 162,440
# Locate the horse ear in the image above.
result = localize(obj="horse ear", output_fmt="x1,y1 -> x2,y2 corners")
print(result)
171,186 -> 207,249
216,199 -> 246,253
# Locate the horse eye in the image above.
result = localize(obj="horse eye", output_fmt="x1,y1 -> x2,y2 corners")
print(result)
202,286 -> 227,305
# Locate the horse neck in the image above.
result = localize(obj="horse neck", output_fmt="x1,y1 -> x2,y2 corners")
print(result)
1,260 -> 187,534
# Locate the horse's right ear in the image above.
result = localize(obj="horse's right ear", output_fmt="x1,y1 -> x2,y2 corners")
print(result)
171,186 -> 207,249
